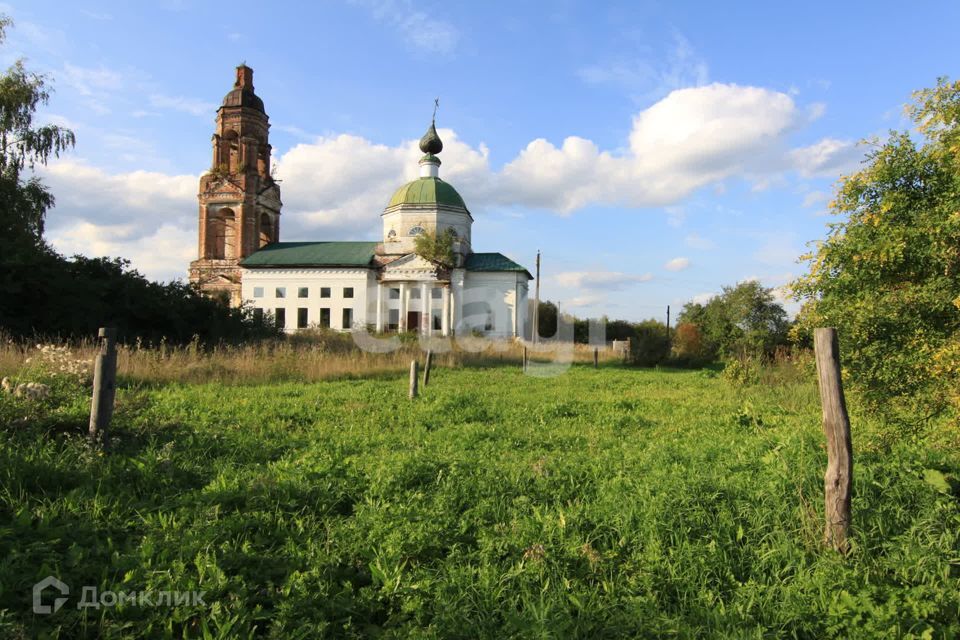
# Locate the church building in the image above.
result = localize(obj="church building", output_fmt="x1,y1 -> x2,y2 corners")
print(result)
189,65 -> 531,338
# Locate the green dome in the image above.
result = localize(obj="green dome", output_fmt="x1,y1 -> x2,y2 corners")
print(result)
387,177 -> 467,209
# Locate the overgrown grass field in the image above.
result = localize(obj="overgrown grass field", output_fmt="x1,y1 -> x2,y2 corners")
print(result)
1,361 -> 958,638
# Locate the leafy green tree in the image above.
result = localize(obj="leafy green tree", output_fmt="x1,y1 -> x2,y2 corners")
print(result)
629,319 -> 671,366
679,281 -> 789,360
536,300 -> 558,339
792,78 -> 960,419
413,228 -> 456,267
0,16 -> 74,257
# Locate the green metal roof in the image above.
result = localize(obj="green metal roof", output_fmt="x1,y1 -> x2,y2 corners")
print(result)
241,242 -> 378,267
465,252 -> 532,278
387,177 -> 467,209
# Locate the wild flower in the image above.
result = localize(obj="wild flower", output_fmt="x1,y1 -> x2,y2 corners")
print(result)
23,344 -> 92,384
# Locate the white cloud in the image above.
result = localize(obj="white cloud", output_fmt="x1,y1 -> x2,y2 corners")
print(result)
149,94 -> 218,117
50,222 -> 195,282
554,271 -> 653,290
790,138 -> 864,177
37,160 -> 197,281
352,0 -> 459,54
691,292 -> 715,305
664,257 -> 690,271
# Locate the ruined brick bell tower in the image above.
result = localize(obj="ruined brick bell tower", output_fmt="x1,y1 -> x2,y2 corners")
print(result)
189,64 -> 282,306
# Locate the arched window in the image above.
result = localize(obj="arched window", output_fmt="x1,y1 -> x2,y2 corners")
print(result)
207,207 -> 236,259
387,229 -> 397,240
409,225 -> 425,236
259,213 -> 273,248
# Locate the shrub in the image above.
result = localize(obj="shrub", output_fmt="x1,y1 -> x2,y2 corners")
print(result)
629,320 -> 670,367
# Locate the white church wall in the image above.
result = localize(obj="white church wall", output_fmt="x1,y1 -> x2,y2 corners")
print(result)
241,268 -> 373,333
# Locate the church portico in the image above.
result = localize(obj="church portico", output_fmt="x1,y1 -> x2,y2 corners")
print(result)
373,277 -> 453,337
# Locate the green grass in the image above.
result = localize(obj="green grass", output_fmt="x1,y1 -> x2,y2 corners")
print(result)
1,365 -> 958,638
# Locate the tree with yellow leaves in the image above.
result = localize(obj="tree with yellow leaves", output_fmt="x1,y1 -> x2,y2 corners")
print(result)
792,78 -> 960,424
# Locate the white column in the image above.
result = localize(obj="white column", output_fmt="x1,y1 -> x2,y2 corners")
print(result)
512,278 -> 520,338
454,276 -> 463,336
399,282 -> 408,332
421,282 -> 429,335
441,285 -> 450,337
376,282 -> 383,333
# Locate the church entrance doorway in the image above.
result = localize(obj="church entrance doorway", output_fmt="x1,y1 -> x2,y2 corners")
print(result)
407,311 -> 421,332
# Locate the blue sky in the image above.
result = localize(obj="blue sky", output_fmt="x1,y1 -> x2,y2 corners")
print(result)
5,0 -> 959,321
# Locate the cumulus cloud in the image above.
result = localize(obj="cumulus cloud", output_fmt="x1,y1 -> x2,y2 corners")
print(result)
498,83 -> 810,213
664,257 -> 690,271
39,160 -> 198,281
50,221 -> 196,282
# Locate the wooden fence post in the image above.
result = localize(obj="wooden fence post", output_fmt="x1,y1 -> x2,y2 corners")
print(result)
89,327 -> 118,445
409,360 -> 419,399
522,346 -> 527,373
593,347 -> 598,368
423,350 -> 433,387
814,327 -> 853,553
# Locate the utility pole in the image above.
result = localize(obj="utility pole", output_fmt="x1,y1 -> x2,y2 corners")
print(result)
666,305 -> 671,339
532,250 -> 541,344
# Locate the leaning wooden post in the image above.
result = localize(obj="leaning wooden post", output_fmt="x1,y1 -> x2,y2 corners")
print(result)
89,327 -> 118,446
814,327 -> 853,553
409,360 -> 419,399
593,347 -> 598,368
423,350 -> 433,387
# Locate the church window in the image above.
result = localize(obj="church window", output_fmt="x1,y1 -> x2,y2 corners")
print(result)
319,308 -> 331,328
389,288 -> 400,300
342,308 -> 353,329
387,230 -> 397,239
275,308 -> 286,329
320,287 -> 331,298
253,286 -> 264,298
276,287 -> 286,298
298,287 -> 309,298
388,308 -> 399,330
343,287 -> 354,298
409,226 -> 425,236
410,288 -> 421,300
431,287 -> 442,300
297,308 -> 309,329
